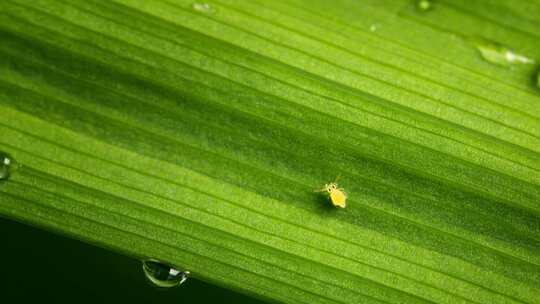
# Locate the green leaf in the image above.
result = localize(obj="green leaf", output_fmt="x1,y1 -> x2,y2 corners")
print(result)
1,0 -> 539,303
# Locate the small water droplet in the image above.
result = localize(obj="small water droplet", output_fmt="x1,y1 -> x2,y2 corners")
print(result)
142,259 -> 190,288
192,2 -> 215,14
475,40 -> 535,66
0,152 -> 15,180
369,23 -> 379,32
417,0 -> 432,11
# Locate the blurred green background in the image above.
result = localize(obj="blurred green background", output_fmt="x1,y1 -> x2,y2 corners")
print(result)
1,217 -> 263,303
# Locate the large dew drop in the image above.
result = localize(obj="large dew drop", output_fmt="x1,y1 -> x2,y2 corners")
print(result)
142,259 -> 190,288
475,40 -> 535,66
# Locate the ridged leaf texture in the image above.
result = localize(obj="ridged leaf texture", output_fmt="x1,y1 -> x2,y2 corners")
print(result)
1,1 -> 539,303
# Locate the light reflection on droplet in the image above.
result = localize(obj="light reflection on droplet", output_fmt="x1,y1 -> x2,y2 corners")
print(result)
0,152 -> 14,180
475,40 -> 535,66
192,2 -> 215,14
142,259 -> 190,288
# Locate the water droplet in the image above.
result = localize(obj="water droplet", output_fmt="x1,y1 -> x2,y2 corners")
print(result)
192,2 -> 215,14
0,152 -> 14,180
417,0 -> 432,11
142,259 -> 190,288
475,40 -> 535,66
369,23 -> 379,32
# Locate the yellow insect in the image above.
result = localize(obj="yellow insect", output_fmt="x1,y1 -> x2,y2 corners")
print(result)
316,178 -> 347,208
